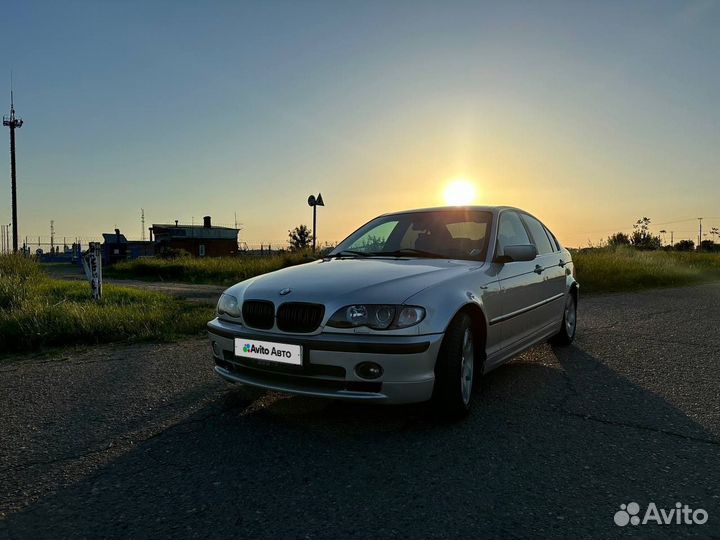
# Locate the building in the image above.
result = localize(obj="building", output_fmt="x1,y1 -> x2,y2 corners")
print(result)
127,240 -> 154,259
101,229 -> 153,264
150,216 -> 239,257
102,229 -> 128,265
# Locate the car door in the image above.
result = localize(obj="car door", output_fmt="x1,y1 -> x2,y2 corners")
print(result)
490,210 -> 546,362
520,213 -> 566,333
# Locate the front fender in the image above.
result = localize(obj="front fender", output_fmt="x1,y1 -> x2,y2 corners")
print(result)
404,279 -> 490,336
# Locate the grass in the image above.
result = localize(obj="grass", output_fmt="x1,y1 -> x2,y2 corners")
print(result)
105,252 -> 314,285
572,247 -> 720,294
0,254 -> 214,355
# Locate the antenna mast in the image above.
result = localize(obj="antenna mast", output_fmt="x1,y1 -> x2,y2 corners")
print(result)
3,73 -> 23,252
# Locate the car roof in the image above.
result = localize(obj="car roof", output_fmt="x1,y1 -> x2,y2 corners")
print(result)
378,205 -> 523,217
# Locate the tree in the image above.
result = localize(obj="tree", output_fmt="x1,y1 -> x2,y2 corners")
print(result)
674,239 -> 695,252
630,217 -> 661,250
358,234 -> 387,252
607,232 -> 631,246
288,225 -> 312,251
700,239 -> 719,252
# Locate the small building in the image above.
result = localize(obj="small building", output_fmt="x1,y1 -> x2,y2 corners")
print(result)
127,240 -> 154,259
102,229 -> 128,265
150,216 -> 239,257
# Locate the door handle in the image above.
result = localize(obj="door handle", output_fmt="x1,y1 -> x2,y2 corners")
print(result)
534,264 -> 543,274
559,259 -> 566,267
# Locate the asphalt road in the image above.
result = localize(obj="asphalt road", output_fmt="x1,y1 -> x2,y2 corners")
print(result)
1,284 -> 719,539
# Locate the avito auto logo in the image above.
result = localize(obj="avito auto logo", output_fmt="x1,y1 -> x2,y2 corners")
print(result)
614,502 -> 708,527
243,343 -> 293,359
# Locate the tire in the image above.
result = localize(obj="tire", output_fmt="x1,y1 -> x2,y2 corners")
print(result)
551,292 -> 577,346
432,313 -> 477,420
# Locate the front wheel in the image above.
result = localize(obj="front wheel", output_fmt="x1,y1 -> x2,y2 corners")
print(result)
432,313 -> 477,420
551,292 -> 577,346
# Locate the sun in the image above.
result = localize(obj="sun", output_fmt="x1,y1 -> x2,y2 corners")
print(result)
444,179 -> 477,206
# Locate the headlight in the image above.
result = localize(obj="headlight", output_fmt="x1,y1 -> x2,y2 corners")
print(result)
217,293 -> 241,318
327,304 -> 425,330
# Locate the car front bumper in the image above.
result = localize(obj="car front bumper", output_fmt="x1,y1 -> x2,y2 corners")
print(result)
207,318 -> 443,404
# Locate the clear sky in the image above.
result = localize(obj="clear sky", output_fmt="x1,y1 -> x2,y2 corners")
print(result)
1,0 -> 719,248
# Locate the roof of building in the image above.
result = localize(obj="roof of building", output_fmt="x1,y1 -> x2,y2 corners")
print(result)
102,233 -> 128,244
151,224 -> 239,231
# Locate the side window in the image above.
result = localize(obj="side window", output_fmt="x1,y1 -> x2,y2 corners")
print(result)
521,214 -> 554,255
497,211 -> 531,251
348,220 -> 398,252
544,226 -> 560,251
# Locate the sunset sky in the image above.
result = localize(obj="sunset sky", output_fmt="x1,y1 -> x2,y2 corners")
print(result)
1,0 -> 719,248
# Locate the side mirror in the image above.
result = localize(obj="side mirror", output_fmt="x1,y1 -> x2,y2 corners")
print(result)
496,244 -> 537,263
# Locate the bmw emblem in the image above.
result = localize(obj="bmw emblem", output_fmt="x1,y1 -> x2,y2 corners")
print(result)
279,287 -> 292,296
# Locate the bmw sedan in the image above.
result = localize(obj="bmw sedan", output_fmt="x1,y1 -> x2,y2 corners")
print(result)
207,206 -> 578,418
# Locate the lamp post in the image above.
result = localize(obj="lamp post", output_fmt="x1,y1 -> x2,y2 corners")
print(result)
307,193 -> 325,252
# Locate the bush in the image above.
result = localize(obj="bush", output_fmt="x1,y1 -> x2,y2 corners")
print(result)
674,240 -> 695,252
607,232 -> 631,247
699,240 -> 720,252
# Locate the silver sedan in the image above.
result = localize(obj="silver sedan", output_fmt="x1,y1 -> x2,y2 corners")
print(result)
207,206 -> 578,418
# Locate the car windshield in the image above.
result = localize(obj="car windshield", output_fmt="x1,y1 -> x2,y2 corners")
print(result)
330,209 -> 493,261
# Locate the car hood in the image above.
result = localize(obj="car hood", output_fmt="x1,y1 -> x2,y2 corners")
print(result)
230,257 -> 479,305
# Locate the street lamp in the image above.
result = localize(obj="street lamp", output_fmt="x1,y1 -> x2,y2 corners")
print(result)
307,193 -> 325,252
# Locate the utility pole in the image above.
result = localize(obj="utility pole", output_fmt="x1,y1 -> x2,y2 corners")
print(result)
3,77 -> 23,252
698,218 -> 703,248
50,220 -> 55,253
141,208 -> 146,241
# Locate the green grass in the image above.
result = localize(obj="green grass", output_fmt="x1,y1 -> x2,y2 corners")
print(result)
572,247 -> 720,294
0,254 -> 213,355
105,252 -> 314,285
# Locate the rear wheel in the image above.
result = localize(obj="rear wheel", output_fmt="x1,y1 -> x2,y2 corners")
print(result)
551,292 -> 577,346
433,313 -> 477,419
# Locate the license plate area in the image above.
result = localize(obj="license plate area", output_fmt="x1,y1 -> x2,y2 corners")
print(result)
234,338 -> 303,367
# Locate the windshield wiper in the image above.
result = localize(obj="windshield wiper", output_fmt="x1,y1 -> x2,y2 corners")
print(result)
328,250 -> 372,258
367,248 -> 446,259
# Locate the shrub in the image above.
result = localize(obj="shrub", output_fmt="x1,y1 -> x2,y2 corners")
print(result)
674,240 -> 695,252
607,232 -> 631,246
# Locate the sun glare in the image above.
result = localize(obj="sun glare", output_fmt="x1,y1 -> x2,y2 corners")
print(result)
444,179 -> 477,206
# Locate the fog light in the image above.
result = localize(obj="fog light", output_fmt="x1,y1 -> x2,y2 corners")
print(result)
355,362 -> 383,380
212,341 -> 220,356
